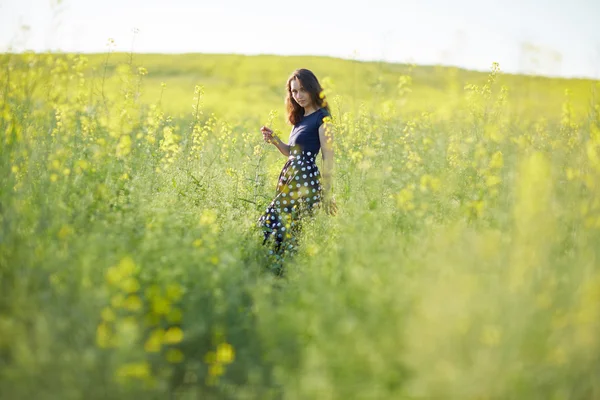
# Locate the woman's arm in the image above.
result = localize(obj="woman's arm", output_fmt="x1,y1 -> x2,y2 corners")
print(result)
318,122 -> 334,196
261,125 -> 291,157
271,134 -> 291,157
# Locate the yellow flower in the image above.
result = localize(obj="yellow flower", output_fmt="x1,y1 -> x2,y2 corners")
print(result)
163,327 -> 184,344
110,293 -> 125,308
152,296 -> 171,315
199,209 -> 217,226
120,277 -> 140,294
489,151 -> 504,169
209,363 -> 224,377
75,159 -> 90,171
396,187 -> 415,211
123,295 -> 142,311
96,322 -> 112,348
485,175 -> 502,187
116,134 -> 132,157
468,200 -> 484,218
106,266 -> 122,286
101,307 -> 116,322
144,329 -> 164,353
216,342 -> 235,364
118,256 -> 136,276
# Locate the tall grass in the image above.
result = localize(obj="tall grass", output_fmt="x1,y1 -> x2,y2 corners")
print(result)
1,51 -> 599,399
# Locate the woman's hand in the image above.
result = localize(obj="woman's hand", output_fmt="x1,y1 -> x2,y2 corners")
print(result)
261,126 -> 274,143
322,193 -> 338,216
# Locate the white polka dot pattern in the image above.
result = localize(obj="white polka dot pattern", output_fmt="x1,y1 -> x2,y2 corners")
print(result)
257,149 -> 324,257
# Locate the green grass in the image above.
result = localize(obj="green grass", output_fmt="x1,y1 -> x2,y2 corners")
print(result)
80,52 -> 597,124
1,51 -> 599,399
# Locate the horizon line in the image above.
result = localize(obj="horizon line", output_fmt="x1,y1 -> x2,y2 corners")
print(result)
2,49 -> 599,82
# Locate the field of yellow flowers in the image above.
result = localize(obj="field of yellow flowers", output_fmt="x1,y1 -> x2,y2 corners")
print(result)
1,51 -> 599,399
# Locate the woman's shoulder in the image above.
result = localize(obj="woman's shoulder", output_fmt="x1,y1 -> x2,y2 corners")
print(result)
318,107 -> 330,117
317,107 -> 330,127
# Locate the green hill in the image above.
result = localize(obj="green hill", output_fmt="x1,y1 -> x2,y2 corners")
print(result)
80,52 -> 597,126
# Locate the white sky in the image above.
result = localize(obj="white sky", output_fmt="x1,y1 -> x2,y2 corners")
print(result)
1,0 -> 599,79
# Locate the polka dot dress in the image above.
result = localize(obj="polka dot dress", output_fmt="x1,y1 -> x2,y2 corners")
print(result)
257,149 -> 322,259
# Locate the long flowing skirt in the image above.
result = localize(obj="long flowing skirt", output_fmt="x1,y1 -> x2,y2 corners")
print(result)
257,149 -> 322,258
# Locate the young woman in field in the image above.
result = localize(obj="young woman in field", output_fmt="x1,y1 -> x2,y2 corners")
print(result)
257,68 -> 337,264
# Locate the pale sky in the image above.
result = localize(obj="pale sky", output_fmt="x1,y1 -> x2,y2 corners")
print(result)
1,0 -> 599,79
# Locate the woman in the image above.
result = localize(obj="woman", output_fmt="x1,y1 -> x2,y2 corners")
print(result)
257,68 -> 337,264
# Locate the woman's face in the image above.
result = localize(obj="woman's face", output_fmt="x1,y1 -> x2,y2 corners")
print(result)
290,78 -> 313,108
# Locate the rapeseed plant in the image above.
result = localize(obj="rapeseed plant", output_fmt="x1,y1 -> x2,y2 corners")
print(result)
1,52 -> 599,399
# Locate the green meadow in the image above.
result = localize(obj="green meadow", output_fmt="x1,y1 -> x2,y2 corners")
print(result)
1,51 -> 599,399
84,52 -> 595,124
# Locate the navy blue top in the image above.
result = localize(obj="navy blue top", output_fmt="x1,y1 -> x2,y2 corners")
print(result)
288,108 -> 330,156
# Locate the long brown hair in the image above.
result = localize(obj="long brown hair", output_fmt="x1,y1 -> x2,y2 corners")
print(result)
285,69 -> 331,125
